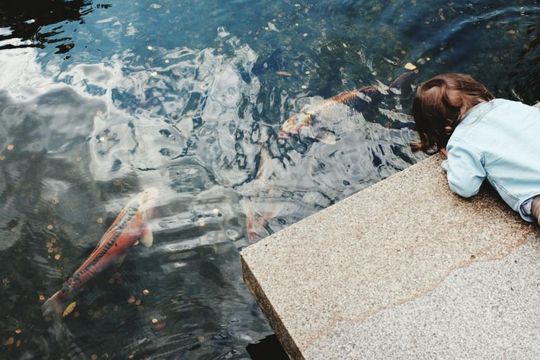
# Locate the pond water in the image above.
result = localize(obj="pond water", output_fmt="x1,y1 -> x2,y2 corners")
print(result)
1,0 -> 539,358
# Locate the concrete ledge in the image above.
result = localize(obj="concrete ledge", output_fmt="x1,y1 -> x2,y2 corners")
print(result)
241,155 -> 540,359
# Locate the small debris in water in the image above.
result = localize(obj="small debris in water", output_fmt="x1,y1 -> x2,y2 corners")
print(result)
63,302 -> 77,317
127,296 -> 136,304
267,22 -> 279,32
151,318 -> 159,324
39,294 -> 45,301
404,62 -> 417,71
276,71 -> 292,77
6,144 -> 14,151
47,224 -> 54,230
128,353 -> 135,359
197,335 -> 205,343
96,217 -> 103,224
142,289 -> 150,296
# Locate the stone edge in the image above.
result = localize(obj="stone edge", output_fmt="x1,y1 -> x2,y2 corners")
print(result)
240,255 -> 304,360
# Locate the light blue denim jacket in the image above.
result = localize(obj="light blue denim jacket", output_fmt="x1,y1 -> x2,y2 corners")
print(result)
442,99 -> 540,222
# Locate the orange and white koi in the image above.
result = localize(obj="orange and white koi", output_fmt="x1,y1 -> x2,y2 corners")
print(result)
279,73 -> 415,143
43,188 -> 158,316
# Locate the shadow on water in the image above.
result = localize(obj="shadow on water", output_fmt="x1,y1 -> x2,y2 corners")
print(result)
246,335 -> 289,360
509,22 -> 540,104
0,0 -> 97,53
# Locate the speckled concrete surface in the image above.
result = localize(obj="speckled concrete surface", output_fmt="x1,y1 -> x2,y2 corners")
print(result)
241,155 -> 540,360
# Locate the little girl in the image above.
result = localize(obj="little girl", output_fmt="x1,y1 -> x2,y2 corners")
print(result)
412,73 -> 540,224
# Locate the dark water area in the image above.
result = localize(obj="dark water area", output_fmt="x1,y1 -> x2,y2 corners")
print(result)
0,0 -> 539,359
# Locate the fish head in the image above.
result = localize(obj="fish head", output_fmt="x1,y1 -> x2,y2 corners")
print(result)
279,112 -> 312,138
138,187 -> 159,219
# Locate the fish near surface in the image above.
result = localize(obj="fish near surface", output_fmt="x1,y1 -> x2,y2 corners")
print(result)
280,73 -> 415,143
43,188 -> 158,316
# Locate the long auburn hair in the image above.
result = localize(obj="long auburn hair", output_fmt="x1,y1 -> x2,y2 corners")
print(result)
412,73 -> 494,153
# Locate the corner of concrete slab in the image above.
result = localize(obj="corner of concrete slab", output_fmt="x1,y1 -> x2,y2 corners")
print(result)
241,154 -> 540,359
241,256 -> 303,360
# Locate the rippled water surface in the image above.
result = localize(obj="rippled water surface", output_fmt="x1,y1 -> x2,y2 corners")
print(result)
1,1 -> 540,358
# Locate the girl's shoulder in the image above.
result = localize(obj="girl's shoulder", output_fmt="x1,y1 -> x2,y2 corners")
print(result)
462,98 -> 536,125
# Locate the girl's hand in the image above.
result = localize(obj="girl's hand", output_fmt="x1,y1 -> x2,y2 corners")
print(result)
440,148 -> 448,158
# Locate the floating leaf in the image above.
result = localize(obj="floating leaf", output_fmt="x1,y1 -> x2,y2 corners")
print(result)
404,62 -> 417,71
63,301 -> 77,317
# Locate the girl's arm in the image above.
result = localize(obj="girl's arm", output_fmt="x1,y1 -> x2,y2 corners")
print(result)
441,139 -> 486,198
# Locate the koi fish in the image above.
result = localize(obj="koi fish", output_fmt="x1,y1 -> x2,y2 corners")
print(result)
279,73 -> 415,143
43,188 -> 158,316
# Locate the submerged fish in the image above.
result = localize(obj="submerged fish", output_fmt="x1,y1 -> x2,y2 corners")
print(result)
279,73 -> 415,143
43,188 -> 158,316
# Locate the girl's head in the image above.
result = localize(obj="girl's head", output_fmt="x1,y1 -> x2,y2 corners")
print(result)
412,73 -> 494,153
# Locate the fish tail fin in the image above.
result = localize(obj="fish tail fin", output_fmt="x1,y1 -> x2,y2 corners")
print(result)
389,72 -> 416,95
42,291 -> 66,318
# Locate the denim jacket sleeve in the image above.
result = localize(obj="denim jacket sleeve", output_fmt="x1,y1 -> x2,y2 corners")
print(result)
441,138 -> 486,198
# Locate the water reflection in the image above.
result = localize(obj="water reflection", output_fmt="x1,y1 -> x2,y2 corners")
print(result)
0,0 -> 94,53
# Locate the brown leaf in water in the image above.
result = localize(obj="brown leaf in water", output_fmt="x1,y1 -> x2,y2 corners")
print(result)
63,302 -> 77,317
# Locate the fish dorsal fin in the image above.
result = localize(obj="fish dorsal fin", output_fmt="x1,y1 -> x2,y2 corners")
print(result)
141,225 -> 153,247
96,207 -> 127,247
